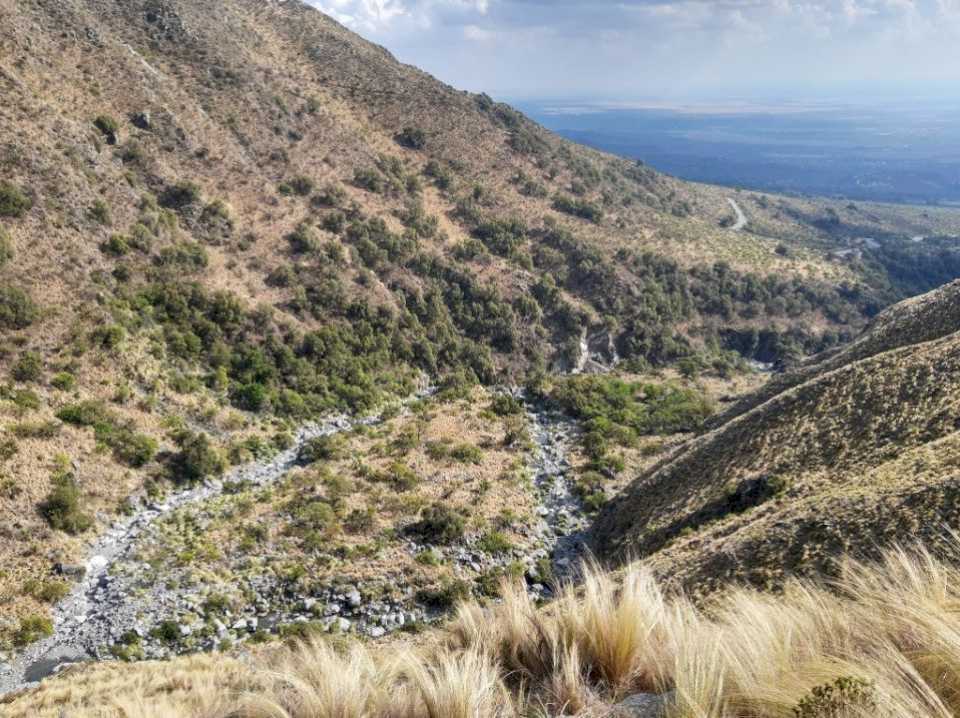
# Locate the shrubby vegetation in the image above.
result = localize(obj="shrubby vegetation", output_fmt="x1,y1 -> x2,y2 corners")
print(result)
39,458 -> 92,534
0,286 -> 37,330
552,194 -> 604,224
0,182 -> 32,218
57,401 -> 157,468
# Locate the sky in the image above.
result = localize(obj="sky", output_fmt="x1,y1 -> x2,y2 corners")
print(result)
305,0 -> 960,102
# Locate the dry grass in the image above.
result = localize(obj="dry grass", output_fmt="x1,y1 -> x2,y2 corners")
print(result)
12,543 -> 960,717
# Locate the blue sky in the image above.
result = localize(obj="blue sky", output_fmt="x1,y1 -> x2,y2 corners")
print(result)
306,0 -> 960,101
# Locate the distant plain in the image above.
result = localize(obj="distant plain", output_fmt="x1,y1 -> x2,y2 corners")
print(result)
522,99 -> 960,205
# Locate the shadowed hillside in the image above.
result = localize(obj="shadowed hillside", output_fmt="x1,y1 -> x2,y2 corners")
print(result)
593,280 -> 960,593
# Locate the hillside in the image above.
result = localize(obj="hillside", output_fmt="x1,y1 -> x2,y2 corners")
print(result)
3,0 -> 960,677
7,546 -> 960,718
592,279 -> 960,594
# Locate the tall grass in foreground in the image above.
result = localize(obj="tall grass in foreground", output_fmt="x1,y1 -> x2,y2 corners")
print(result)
10,544 -> 960,717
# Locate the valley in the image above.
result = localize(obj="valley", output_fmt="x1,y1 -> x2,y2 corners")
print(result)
3,0 -> 960,716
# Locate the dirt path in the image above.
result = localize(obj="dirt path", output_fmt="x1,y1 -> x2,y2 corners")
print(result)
727,197 -> 748,231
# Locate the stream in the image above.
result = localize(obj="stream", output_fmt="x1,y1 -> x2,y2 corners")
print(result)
0,396 -> 586,695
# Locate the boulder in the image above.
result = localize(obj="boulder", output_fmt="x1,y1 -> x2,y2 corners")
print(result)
612,693 -> 671,718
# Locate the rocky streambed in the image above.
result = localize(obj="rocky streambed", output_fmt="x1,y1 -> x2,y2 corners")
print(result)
0,396 -> 587,695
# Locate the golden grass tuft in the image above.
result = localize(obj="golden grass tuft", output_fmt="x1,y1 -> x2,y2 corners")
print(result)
14,543 -> 960,717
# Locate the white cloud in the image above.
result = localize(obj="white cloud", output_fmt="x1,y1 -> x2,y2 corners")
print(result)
305,0 -> 960,98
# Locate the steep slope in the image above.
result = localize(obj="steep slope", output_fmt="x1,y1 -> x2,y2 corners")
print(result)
593,280 -> 960,593
1,0 -> 960,650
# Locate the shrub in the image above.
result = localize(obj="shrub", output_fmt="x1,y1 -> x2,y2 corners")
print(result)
151,620 -> 182,644
794,677 -> 876,717
0,286 -> 38,329
88,199 -> 112,225
450,443 -> 483,464
13,615 -> 53,647
321,211 -> 346,234
423,160 -> 454,191
232,382 -> 270,412
299,434 -> 344,463
51,372 -> 76,391
90,324 -> 126,349
0,226 -> 14,266
490,394 -> 524,416
172,431 -> 226,484
39,470 -> 93,535
10,421 -> 60,439
287,222 -> 320,254
102,234 -> 130,256
552,195 -> 604,223
396,127 -> 427,150
408,503 -> 467,545
10,351 -> 43,383
312,184 -> 347,208
23,578 -> 70,603
156,242 -> 208,271
93,114 -> 120,138
159,181 -> 202,210
416,579 -> 471,609
0,182 -> 32,218
353,167 -> 385,194
0,437 -> 18,462
108,430 -> 158,468
280,176 -> 315,197
384,461 -> 419,491
57,400 -> 111,427
477,531 -> 513,556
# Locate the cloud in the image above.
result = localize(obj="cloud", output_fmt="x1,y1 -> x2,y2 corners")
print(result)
305,0 -> 960,98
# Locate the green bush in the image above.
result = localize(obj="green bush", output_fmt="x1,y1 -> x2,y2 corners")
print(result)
0,226 -> 14,266
794,677 -> 876,717
0,182 -> 32,218
0,286 -> 38,329
552,195 -> 604,223
156,242 -> 209,271
279,176 -> 315,197
415,579 -> 470,609
477,531 -> 513,556
23,578 -> 70,603
396,127 -> 427,150
51,372 -> 76,391
160,181 -> 202,210
353,167 -> 386,194
39,470 -> 93,535
88,199 -> 112,226
90,324 -> 126,349
409,503 -> 467,545
57,400 -> 110,427
450,443 -> 483,465
10,351 -> 43,383
106,430 -> 158,468
383,461 -> 419,491
172,431 -> 226,484
13,615 -> 53,647
299,434 -> 344,463
490,394 -> 524,416
150,620 -> 182,644
93,115 -> 120,138
287,222 -> 320,254
101,234 -> 130,256
311,184 -> 347,208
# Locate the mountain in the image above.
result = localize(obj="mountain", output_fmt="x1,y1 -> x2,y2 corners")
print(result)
3,0 -> 960,690
592,279 -> 960,594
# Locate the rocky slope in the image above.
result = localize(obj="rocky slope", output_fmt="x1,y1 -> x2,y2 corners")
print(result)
593,280 -> 960,593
